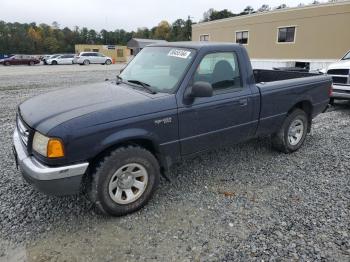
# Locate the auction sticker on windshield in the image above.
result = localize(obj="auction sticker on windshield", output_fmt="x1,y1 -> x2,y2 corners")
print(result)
168,49 -> 191,59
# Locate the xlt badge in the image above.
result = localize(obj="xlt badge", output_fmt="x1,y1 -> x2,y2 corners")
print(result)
154,117 -> 172,125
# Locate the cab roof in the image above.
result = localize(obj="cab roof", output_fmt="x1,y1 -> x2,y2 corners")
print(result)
149,41 -> 242,51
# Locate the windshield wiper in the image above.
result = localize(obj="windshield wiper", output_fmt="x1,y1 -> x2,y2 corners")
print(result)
127,79 -> 157,94
116,75 -> 123,85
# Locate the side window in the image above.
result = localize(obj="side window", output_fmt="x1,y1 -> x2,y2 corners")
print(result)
236,31 -> 249,44
278,27 -> 296,43
194,52 -> 242,93
199,34 -> 209,41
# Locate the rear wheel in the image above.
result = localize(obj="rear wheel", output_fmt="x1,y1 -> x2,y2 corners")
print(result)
271,109 -> 308,153
88,146 -> 160,216
4,61 -> 10,66
52,60 -> 58,65
28,61 -> 35,66
83,60 -> 90,65
105,59 -> 112,65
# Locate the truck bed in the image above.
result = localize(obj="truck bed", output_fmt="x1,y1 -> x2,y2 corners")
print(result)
253,69 -> 320,83
254,70 -> 331,136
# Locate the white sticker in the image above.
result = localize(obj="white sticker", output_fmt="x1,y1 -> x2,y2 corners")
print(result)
168,49 -> 191,59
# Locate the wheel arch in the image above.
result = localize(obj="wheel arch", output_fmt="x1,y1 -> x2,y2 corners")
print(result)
288,100 -> 313,132
89,132 -> 164,172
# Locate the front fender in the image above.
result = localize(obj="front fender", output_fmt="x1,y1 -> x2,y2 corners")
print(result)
100,128 -> 161,152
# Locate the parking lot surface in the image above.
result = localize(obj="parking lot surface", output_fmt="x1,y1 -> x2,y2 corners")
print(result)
0,65 -> 349,261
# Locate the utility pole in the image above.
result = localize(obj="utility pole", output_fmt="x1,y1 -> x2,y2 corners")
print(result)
186,15 -> 194,41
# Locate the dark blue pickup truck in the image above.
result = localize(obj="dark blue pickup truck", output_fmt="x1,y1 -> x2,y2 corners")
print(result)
13,42 -> 332,216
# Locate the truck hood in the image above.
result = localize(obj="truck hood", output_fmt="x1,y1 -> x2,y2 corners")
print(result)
19,82 -> 173,134
327,60 -> 350,70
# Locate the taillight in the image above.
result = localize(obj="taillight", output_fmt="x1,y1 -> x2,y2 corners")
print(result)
328,84 -> 333,97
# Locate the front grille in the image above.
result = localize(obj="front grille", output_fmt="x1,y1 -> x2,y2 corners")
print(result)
17,116 -> 30,147
332,76 -> 348,85
334,89 -> 350,94
327,69 -> 349,75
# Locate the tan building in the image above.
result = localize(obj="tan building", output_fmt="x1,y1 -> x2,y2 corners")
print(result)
75,44 -> 128,63
192,1 -> 350,70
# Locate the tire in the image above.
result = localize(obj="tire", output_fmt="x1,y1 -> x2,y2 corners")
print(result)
88,146 -> 160,216
52,60 -> 58,65
29,61 -> 35,66
4,61 -> 10,66
271,109 -> 309,153
83,60 -> 90,65
329,98 -> 335,106
105,59 -> 112,65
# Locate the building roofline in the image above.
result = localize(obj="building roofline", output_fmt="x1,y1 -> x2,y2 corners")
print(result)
193,0 -> 350,27
131,38 -> 167,42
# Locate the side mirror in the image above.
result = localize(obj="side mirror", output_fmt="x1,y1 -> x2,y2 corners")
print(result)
188,81 -> 213,98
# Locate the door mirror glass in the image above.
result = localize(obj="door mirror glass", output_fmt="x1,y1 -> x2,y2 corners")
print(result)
189,81 -> 213,98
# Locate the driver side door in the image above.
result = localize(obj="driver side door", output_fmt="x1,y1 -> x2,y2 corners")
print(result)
178,52 -> 255,156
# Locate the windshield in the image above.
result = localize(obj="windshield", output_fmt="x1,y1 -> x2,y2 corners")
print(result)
119,46 -> 196,93
341,51 -> 350,60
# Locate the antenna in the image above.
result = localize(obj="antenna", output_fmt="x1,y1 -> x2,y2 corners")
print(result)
104,16 -> 109,80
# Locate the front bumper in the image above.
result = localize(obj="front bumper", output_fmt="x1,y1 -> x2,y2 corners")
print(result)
13,128 -> 89,195
332,84 -> 350,100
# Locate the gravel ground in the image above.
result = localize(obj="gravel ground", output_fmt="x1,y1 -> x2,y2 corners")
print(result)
0,65 -> 349,261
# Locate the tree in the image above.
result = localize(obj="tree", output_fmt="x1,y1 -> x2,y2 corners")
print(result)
0,17 -> 195,54
44,37 -> 59,53
240,6 -> 254,15
87,29 -> 98,44
170,19 -> 186,41
210,9 -> 235,21
258,4 -> 271,12
154,20 -> 170,40
133,27 -> 150,39
275,4 -> 288,9
51,21 -> 60,30
202,8 -> 214,22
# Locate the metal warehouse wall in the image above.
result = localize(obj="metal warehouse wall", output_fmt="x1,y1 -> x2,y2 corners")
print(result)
192,1 -> 350,60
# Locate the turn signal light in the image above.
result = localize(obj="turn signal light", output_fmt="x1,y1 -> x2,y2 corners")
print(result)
47,139 -> 65,158
328,85 -> 333,97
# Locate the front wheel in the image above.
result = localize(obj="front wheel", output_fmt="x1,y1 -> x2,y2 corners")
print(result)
88,146 -> 160,216
83,60 -> 90,65
105,59 -> 112,65
271,109 -> 308,153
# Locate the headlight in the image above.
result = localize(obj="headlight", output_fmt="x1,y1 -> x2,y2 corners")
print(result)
33,132 -> 65,158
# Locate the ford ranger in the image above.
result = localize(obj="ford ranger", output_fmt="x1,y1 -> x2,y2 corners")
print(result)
13,42 -> 332,216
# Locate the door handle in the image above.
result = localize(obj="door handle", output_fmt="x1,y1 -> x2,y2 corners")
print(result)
238,98 -> 248,106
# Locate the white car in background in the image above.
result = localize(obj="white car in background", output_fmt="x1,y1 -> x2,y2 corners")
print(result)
46,54 -> 76,65
75,52 -> 112,65
326,50 -> 350,104
43,54 -> 61,65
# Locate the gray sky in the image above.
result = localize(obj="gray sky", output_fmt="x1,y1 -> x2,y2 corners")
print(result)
2,0 -> 322,31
